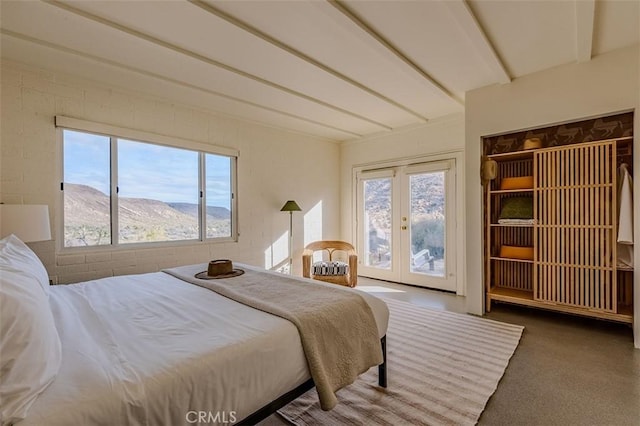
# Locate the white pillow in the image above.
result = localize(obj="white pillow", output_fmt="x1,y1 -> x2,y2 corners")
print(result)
0,268 -> 62,424
0,234 -> 50,295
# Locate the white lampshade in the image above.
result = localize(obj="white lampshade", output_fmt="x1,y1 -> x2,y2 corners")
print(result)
0,204 -> 52,242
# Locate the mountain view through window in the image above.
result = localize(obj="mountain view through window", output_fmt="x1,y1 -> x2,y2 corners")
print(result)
63,130 -> 234,248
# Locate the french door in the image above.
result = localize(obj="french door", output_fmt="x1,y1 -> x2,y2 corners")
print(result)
356,160 -> 457,291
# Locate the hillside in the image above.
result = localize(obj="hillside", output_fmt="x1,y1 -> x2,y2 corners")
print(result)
64,183 -> 230,246
168,203 -> 230,221
365,173 -> 445,228
365,173 -> 445,255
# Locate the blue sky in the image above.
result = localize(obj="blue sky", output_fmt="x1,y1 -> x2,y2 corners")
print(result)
63,130 -> 231,208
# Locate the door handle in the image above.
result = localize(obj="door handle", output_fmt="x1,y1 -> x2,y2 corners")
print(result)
401,225 -> 407,230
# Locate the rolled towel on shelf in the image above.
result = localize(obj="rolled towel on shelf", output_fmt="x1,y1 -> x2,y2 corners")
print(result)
500,245 -> 534,260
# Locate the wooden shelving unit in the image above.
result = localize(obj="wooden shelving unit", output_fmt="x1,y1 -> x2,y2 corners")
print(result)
485,137 -> 633,324
490,224 -> 534,228
490,257 -> 534,263
491,188 -> 534,194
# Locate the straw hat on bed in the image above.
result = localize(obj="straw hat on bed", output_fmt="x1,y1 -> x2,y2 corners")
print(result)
195,259 -> 244,279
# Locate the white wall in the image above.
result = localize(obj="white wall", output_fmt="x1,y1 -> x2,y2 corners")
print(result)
340,113 -> 466,289
340,113 -> 464,239
0,60 -> 341,283
464,44 -> 640,347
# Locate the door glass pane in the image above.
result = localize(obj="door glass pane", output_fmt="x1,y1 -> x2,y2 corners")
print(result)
409,171 -> 445,277
63,130 -> 111,247
118,139 -> 199,243
363,177 -> 392,269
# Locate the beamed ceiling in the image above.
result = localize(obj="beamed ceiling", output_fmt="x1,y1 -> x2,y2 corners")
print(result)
1,0 -> 639,141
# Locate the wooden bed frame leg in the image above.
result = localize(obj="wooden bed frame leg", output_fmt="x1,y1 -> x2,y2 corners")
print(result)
378,335 -> 387,388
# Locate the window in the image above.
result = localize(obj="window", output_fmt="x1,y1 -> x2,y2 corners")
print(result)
63,130 -> 111,247
61,125 -> 236,249
205,153 -> 232,239
117,139 -> 200,244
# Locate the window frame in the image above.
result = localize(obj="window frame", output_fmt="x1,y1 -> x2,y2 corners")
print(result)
56,116 -> 239,253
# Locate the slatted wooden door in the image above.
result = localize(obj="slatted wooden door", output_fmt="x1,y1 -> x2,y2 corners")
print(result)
534,141 -> 617,312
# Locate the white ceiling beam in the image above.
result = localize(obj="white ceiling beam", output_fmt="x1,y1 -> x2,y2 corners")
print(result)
45,0 -> 391,131
444,0 -> 511,84
575,0 -> 596,63
329,0 -> 464,106
189,0 -> 428,122
0,29 -> 364,139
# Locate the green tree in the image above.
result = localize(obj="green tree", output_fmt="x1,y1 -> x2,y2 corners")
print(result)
411,217 -> 445,258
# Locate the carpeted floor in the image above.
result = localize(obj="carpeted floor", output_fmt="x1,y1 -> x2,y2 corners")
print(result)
278,298 -> 524,425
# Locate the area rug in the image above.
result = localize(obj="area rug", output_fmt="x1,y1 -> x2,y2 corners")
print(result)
278,298 -> 524,426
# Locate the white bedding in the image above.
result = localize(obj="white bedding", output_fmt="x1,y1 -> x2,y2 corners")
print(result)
20,269 -> 388,425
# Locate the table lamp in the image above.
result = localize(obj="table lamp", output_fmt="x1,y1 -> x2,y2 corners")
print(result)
0,204 -> 52,242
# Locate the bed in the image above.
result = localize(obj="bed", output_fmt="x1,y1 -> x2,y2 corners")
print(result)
0,235 -> 389,425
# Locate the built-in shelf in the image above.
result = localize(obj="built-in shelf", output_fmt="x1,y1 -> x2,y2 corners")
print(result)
487,150 -> 534,161
490,256 -> 534,263
486,137 -> 633,325
490,223 -> 534,227
487,286 -> 633,323
490,188 -> 534,194
486,136 -> 633,160
488,286 -> 533,301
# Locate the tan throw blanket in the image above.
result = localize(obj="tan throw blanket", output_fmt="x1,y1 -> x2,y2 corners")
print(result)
163,263 -> 383,411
